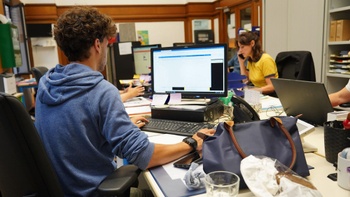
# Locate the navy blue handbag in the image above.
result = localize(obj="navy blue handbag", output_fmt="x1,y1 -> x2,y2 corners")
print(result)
202,117 -> 310,189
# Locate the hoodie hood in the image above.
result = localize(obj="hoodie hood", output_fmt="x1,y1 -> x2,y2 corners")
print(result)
37,63 -> 104,105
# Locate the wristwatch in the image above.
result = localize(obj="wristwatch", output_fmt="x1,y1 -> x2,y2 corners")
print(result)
182,137 -> 197,152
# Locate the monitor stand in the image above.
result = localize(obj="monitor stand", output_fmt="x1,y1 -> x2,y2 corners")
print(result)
301,137 -> 318,153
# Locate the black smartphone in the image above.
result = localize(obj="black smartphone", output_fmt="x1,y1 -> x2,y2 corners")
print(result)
238,54 -> 244,59
173,151 -> 202,169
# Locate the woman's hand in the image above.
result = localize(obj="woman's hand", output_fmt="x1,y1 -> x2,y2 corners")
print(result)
125,83 -> 145,98
121,83 -> 145,102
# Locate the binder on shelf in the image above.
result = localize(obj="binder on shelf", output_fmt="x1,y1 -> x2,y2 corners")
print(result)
0,23 -> 22,68
329,20 -> 336,41
335,20 -> 350,41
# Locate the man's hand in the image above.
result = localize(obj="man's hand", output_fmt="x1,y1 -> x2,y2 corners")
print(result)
130,116 -> 149,128
191,128 -> 216,151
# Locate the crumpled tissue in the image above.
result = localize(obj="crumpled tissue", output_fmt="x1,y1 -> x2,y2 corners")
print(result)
240,155 -> 322,197
183,162 -> 206,190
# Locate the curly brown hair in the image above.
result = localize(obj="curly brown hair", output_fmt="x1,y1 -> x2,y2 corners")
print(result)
54,6 -> 117,62
235,31 -> 263,62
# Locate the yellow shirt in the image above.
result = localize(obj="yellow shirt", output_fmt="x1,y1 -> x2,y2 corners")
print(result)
247,53 -> 278,88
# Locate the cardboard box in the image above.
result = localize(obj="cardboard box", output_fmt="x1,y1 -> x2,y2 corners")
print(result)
336,20 -> 350,41
329,20 -> 337,41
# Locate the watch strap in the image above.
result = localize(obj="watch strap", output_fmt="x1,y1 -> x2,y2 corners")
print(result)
182,137 -> 197,152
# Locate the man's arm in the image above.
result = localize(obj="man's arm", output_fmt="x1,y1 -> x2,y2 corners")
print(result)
329,87 -> 350,107
146,128 -> 215,169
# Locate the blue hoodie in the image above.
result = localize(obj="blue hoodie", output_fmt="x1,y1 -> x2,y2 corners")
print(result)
35,63 -> 154,196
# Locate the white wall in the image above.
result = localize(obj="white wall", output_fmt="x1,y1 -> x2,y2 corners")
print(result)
30,37 -> 59,69
263,0 -> 325,82
133,22 -> 185,47
214,17 -> 219,43
28,22 -> 186,68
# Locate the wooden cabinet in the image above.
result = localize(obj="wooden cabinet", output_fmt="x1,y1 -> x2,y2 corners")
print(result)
220,0 -> 262,46
323,0 -> 350,93
23,3 -> 223,67
219,0 -> 262,62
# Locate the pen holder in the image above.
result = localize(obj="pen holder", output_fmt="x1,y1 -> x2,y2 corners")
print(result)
324,121 -> 350,164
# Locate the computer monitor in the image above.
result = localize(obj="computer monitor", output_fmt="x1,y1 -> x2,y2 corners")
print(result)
151,43 -> 228,98
132,44 -> 161,75
194,30 -> 214,44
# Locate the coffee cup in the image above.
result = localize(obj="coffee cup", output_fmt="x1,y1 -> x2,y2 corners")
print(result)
337,152 -> 350,190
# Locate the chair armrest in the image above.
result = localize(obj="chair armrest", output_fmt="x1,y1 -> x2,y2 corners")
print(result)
97,165 -> 141,196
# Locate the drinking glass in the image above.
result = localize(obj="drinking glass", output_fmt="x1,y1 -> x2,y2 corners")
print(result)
205,171 -> 240,197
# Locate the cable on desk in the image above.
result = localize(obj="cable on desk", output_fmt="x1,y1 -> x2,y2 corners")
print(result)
265,105 -> 284,117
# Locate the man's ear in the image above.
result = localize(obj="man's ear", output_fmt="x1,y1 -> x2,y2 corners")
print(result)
94,38 -> 102,53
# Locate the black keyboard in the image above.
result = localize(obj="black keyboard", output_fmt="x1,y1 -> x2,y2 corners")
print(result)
141,118 -> 215,136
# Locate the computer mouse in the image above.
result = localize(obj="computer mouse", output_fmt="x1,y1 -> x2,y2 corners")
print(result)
340,102 -> 350,108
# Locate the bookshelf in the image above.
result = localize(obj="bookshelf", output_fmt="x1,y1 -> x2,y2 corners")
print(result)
323,0 -> 350,93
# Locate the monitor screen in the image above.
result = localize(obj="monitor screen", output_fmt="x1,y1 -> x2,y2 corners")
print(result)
132,44 -> 161,75
194,30 -> 214,44
151,44 -> 227,98
26,24 -> 52,37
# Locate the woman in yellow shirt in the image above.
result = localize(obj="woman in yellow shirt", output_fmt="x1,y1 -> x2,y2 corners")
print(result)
236,31 -> 278,96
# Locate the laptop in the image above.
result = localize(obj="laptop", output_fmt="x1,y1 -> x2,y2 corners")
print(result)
271,78 -> 334,126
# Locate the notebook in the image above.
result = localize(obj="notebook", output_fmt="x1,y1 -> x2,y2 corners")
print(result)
271,78 -> 334,126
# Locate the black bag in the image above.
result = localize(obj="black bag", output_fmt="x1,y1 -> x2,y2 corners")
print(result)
202,116 -> 310,188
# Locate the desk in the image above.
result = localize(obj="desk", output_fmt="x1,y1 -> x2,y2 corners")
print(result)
140,96 -> 350,197
143,133 -> 349,197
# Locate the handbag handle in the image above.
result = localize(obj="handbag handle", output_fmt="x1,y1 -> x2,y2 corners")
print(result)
224,117 -> 297,169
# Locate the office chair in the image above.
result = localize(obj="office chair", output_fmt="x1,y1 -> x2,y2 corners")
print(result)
275,51 -> 316,81
31,66 -> 48,105
0,92 -> 141,197
31,66 -> 49,83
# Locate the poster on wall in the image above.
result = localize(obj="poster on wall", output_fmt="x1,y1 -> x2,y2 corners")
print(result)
193,20 -> 210,30
137,30 -> 149,45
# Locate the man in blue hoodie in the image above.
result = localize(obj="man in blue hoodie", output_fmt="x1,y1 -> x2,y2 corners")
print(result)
34,6 -> 215,197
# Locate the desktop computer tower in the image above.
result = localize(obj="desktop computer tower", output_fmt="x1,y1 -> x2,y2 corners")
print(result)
0,73 -> 17,95
151,100 -> 224,122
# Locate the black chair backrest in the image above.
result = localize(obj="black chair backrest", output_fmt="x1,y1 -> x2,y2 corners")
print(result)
31,67 -> 49,83
275,51 -> 316,82
0,92 -> 63,197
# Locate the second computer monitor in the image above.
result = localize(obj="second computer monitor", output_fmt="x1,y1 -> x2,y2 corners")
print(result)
132,44 -> 161,75
173,42 -> 195,47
